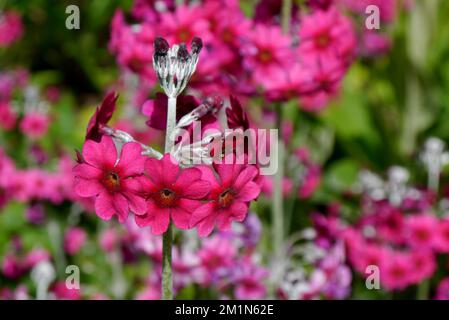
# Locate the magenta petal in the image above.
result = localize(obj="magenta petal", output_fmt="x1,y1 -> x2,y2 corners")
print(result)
74,177 -> 103,197
214,163 -> 234,186
175,167 -> 201,189
197,215 -> 217,237
190,202 -> 215,227
197,165 -> 220,190
113,193 -> 129,223
94,192 -> 116,221
230,201 -> 248,222
233,166 -> 259,191
83,136 -> 117,169
144,157 -> 163,185
123,191 -> 147,215
171,207 -> 192,230
161,154 -> 180,185
183,180 -> 211,199
236,181 -> 261,202
117,142 -> 145,177
176,168 -> 210,199
151,207 -> 170,235
72,163 -> 102,179
216,202 -> 248,230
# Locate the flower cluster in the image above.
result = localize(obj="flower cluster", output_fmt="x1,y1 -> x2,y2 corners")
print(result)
125,213 -> 268,299
74,117 -> 261,237
109,0 -> 357,112
0,148 -> 76,209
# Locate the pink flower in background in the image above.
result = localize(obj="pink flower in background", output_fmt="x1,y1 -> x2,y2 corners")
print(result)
86,92 -> 118,142
404,214 -> 438,250
299,165 -> 321,199
1,254 -> 23,279
73,135 -> 147,223
135,154 -> 210,235
242,24 -> 294,88
298,6 -> 356,64
198,237 -> 236,285
23,248 -> 50,269
260,176 -> 293,198
360,31 -> 392,57
0,11 -> 23,48
64,227 -> 87,255
381,250 -> 411,291
19,112 -> 50,139
233,258 -> 268,299
435,219 -> 449,253
99,228 -> 119,252
407,250 -> 436,284
158,5 -> 212,45
191,160 -> 261,237
0,101 -> 17,130
435,278 -> 449,300
299,56 -> 345,111
51,282 -> 81,300
339,0 -> 398,23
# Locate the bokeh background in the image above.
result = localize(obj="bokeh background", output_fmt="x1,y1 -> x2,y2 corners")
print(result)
1,0 -> 449,300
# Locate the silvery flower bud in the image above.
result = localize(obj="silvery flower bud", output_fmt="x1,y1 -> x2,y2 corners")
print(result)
153,37 -> 202,98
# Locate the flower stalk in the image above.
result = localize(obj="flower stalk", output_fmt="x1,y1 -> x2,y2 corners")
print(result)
152,36 -> 203,300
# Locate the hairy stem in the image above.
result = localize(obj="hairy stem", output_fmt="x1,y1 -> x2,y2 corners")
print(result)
162,222 -> 173,300
162,96 -> 177,300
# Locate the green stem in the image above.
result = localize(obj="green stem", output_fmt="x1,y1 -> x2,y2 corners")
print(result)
161,96 -> 177,300
162,223 -> 173,300
281,0 -> 292,34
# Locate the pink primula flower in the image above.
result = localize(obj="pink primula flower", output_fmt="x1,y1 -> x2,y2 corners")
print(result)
135,154 -> 210,235
73,135 -> 147,222
19,112 -> 50,139
404,214 -> 438,250
64,227 -> 87,255
190,159 -> 261,237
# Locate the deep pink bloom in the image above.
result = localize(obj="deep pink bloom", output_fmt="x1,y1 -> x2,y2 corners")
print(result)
407,250 -> 436,284
158,5 -> 212,45
73,135 -> 147,223
198,236 -> 236,285
64,227 -> 87,255
51,282 -> 81,300
1,253 -> 23,279
434,219 -> 449,253
381,250 -> 411,291
86,92 -> 118,142
23,248 -> 50,269
135,154 -> 210,235
190,159 -> 261,237
19,112 -> 50,139
435,278 -> 449,300
298,7 -> 356,65
233,258 -> 268,300
404,214 -> 438,250
360,31 -> 392,57
0,101 -> 17,130
242,24 -> 294,88
298,164 -> 321,199
0,11 -> 23,48
340,0 -> 398,23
